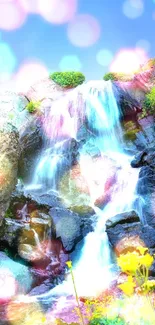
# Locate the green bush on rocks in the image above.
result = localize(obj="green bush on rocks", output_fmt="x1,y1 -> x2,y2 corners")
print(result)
142,86 -> 155,118
89,317 -> 126,325
49,71 -> 85,88
103,72 -> 132,82
26,101 -> 41,113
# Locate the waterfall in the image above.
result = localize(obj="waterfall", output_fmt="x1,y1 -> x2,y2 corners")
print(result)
23,80 -> 140,301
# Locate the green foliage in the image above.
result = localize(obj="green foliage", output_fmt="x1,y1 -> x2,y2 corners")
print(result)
26,101 -> 41,113
123,128 -> 139,141
141,87 -> 155,118
49,71 -> 85,88
4,248 -> 10,256
103,72 -> 132,82
5,207 -> 14,219
103,73 -> 117,81
89,317 -> 126,325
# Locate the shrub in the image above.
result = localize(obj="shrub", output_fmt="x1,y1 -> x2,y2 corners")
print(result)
141,87 -> 155,118
26,101 -> 41,113
50,71 -> 85,88
103,72 -> 132,82
89,317 -> 126,325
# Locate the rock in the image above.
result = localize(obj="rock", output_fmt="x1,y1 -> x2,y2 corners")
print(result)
131,151 -> 147,168
0,251 -> 33,300
140,192 -> 155,227
140,225 -> 155,248
106,209 -> 155,255
0,90 -> 46,184
0,125 -> 20,219
0,91 -> 28,132
115,235 -> 144,256
137,166 -> 155,195
18,116 -> 43,183
106,210 -> 140,229
0,194 -> 69,289
49,207 -> 82,252
106,220 -> 141,252
134,116 -> 155,150
131,146 -> 155,168
26,78 -> 72,102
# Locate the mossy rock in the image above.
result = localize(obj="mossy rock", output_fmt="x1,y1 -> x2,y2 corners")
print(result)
103,72 -> 132,82
49,71 -> 85,88
122,121 -> 141,142
123,128 -> 140,141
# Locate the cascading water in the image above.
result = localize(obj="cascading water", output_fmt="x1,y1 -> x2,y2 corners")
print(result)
23,80 -> 140,301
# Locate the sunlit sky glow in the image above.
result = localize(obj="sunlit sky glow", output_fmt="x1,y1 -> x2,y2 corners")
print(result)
0,0 -> 154,89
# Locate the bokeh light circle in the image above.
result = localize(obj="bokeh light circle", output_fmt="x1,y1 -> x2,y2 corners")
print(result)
0,1 -> 27,30
122,0 -> 144,19
96,49 -> 113,67
136,39 -> 151,52
14,61 -> 49,92
19,0 -> 40,14
110,48 -> 148,74
37,0 -> 77,24
0,268 -> 16,301
59,55 -> 82,71
67,14 -> 101,47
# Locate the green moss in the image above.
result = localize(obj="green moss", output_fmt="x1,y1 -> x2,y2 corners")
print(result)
49,71 -> 85,88
123,128 -> 140,141
141,86 -> 155,118
5,207 -> 14,219
26,101 -> 41,113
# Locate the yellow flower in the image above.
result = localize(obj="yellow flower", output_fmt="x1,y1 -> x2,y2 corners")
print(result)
66,260 -> 72,268
117,252 -> 140,274
142,279 -> 155,290
118,276 -> 136,296
137,246 -> 148,255
140,253 -> 154,268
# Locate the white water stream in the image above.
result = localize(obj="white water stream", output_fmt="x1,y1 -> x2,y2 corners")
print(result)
22,81 -> 140,301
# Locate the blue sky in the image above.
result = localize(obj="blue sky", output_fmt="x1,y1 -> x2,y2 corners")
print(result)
0,0 -> 155,84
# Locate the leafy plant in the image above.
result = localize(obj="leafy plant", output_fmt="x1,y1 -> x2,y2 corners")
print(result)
103,72 -> 132,82
5,207 -> 14,219
25,101 -> 41,113
89,317 -> 126,325
141,87 -> 155,118
50,71 -> 85,88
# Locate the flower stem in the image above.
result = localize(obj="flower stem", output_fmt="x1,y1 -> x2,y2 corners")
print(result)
70,267 -> 85,325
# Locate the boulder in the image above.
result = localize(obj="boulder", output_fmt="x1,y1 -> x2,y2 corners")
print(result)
0,125 -> 20,219
49,207 -> 82,252
0,251 -> 33,301
131,145 -> 155,227
0,91 -> 44,183
106,210 -> 140,229
106,209 -> 155,256
26,78 -> 72,102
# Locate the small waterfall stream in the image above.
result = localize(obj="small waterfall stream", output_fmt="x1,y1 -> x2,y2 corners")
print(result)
23,80 -> 140,302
